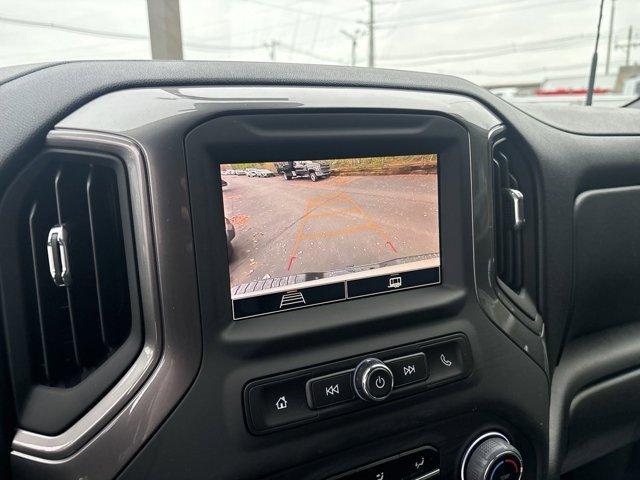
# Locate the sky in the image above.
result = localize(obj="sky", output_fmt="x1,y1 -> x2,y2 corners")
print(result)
0,0 -> 639,87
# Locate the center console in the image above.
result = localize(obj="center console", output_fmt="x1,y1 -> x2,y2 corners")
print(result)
9,85 -> 549,480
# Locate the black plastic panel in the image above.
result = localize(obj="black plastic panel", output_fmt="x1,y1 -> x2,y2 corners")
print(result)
570,186 -> 640,339
565,368 -> 640,472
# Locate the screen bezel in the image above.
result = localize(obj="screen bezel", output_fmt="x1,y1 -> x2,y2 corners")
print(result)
185,110 -> 470,325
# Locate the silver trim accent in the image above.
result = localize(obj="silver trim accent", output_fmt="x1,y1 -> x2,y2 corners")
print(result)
504,188 -> 525,230
460,431 -> 522,480
46,225 -> 71,286
353,358 -> 394,401
415,469 -> 441,480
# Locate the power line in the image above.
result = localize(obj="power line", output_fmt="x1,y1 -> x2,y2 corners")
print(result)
378,32 -> 601,62
0,15 -> 265,51
375,0 -> 590,29
237,0 -> 359,22
378,34 -> 603,67
375,0 -> 532,25
192,4 -> 365,43
0,15 -> 148,40
446,60 -> 626,77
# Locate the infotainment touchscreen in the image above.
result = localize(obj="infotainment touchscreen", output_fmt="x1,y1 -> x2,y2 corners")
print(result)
220,155 -> 440,319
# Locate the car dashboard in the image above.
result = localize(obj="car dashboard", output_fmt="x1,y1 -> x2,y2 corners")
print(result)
1,61 -> 640,480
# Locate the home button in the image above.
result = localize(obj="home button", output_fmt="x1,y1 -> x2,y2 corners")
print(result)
247,377 -> 317,432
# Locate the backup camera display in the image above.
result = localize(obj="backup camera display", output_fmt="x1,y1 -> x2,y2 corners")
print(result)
221,155 -> 440,319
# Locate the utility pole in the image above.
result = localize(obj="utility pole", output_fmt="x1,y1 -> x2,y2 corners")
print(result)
146,0 -> 183,60
367,0 -> 375,67
605,0 -> 615,74
616,26 -> 640,66
341,29 -> 364,66
265,39 -> 279,61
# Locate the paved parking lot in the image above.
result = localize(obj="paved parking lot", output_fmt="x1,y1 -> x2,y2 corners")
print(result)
222,174 -> 440,289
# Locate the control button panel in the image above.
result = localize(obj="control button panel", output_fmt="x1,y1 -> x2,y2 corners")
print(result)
244,334 -> 472,434
387,353 -> 428,387
308,371 -> 354,409
331,445 -> 440,480
424,339 -> 465,384
247,377 -> 317,431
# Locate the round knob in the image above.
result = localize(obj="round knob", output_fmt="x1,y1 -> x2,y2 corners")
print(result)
353,358 -> 394,401
461,433 -> 523,480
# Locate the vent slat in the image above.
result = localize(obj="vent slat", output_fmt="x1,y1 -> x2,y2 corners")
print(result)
493,147 -> 524,292
86,166 -> 131,349
14,159 -> 133,389
86,169 -> 109,349
54,169 -> 83,370
28,202 -> 51,384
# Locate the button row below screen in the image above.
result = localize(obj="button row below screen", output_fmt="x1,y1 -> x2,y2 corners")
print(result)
245,336 -> 471,433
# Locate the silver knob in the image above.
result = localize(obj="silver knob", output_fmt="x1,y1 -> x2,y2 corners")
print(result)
353,358 -> 394,402
461,432 -> 523,480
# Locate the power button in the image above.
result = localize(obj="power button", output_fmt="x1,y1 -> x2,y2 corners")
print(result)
353,358 -> 394,401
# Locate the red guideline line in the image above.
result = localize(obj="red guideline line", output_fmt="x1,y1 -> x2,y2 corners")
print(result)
386,241 -> 398,253
287,256 -> 297,271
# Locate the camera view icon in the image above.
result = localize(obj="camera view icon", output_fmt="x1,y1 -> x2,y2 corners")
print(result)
388,276 -> 402,289
279,291 -> 306,308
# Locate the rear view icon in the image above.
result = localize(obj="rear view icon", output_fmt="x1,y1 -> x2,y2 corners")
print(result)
280,291 -> 306,308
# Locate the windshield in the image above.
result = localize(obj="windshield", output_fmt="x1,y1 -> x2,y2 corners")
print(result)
1,0 -> 639,106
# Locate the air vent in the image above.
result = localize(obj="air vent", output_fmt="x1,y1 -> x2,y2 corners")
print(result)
492,143 -> 524,292
25,162 -> 132,387
490,137 -> 541,329
1,151 -> 142,434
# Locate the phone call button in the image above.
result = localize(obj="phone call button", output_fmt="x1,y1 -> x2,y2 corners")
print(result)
425,340 -> 465,384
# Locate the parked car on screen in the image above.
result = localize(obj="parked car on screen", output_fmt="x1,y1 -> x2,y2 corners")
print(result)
246,169 -> 259,177
275,160 -> 331,181
256,169 -> 276,177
